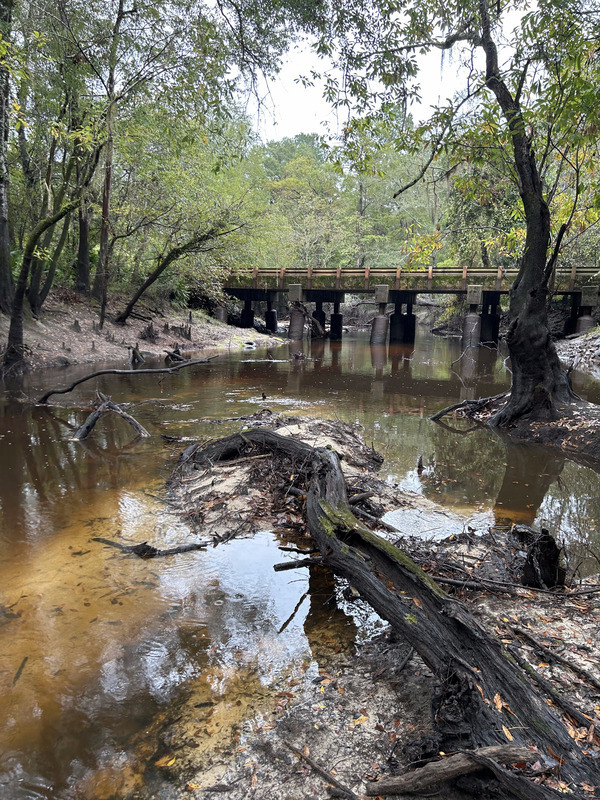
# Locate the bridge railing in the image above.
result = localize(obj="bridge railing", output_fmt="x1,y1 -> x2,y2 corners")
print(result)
226,263 -> 598,292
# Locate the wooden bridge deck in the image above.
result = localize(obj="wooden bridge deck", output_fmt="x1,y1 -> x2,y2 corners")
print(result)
226,263 -> 598,294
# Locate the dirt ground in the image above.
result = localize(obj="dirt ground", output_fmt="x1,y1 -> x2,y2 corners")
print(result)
135,415 -> 600,800
0,292 -> 283,371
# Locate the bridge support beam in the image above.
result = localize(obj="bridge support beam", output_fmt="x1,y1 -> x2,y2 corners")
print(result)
265,298 -> 278,333
480,291 -> 501,344
370,285 -> 390,345
330,301 -> 343,340
389,293 -> 416,344
288,309 -> 305,339
312,300 -> 326,328
240,298 -> 254,328
576,286 -> 598,334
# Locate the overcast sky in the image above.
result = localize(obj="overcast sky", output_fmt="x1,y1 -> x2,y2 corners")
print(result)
251,43 -> 461,143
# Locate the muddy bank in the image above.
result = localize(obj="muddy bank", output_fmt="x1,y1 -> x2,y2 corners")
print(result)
0,293 -> 283,372
134,414 -> 600,800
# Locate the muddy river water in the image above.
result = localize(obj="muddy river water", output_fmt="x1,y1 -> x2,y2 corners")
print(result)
2,330 -> 600,799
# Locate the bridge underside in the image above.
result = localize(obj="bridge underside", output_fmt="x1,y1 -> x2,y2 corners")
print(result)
222,284 -> 598,345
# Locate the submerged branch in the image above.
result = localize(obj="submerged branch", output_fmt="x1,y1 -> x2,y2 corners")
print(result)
38,356 -> 218,403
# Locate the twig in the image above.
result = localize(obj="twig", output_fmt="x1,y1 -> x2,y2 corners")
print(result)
429,392 -> 508,422
565,584 -> 600,597
284,741 -> 362,800
93,537 -> 208,558
278,591 -> 309,634
432,575 -> 519,596
349,491 -> 375,505
508,645 -> 592,729
273,556 -> 324,572
510,624 -> 600,692
12,656 -> 28,686
352,506 -> 398,532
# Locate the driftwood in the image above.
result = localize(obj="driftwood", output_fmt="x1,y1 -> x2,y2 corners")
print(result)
185,428 -> 600,799
71,395 -> 150,440
37,355 -> 218,403
364,745 -> 532,795
429,391 -> 509,422
92,536 -> 208,558
128,343 -> 145,366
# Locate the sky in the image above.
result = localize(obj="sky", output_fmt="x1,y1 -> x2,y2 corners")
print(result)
251,42 -> 461,143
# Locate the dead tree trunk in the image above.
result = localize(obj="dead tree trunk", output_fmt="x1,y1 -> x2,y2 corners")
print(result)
187,429 -> 600,798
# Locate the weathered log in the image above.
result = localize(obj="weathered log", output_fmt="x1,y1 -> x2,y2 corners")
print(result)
364,745 -> 532,795
92,537 -> 208,558
184,429 -> 600,798
71,395 -> 150,440
71,398 -> 112,440
128,342 -> 145,366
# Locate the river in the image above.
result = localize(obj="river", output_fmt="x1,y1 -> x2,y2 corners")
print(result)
1,330 -> 600,799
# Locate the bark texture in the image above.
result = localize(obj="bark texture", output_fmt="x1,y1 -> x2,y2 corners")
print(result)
476,0 -> 576,426
0,0 -> 13,314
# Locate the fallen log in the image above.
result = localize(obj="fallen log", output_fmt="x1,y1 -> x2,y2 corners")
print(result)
364,745 -> 533,796
37,355 -> 218,404
184,428 -> 600,798
71,394 -> 150,440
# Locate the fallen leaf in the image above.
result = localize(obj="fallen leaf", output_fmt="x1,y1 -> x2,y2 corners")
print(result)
155,754 -> 176,767
502,725 -> 514,742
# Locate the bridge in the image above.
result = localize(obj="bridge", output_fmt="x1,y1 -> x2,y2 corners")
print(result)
222,263 -> 599,345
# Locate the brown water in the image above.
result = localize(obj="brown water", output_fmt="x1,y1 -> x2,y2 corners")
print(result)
2,331 -> 600,799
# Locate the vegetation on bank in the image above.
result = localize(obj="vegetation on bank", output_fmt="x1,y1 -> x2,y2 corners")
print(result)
0,0 -> 598,427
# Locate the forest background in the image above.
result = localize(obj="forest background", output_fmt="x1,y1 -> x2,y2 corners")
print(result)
0,0 -> 599,381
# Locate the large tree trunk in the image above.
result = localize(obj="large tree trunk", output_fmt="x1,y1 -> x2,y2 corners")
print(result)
114,225 -> 223,325
3,200 -> 78,371
74,198 -> 90,294
0,0 -> 14,315
185,429 -> 600,798
476,0 -> 575,427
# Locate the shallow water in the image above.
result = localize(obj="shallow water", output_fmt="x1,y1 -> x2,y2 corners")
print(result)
1,330 -> 600,798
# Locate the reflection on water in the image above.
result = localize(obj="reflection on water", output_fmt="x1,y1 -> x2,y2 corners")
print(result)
2,330 -> 600,798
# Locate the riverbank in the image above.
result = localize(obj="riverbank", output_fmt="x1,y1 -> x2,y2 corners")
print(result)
142,415 -> 600,800
556,328 -> 600,380
0,293 -> 283,371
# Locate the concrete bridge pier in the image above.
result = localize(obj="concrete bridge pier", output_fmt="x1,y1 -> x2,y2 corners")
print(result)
480,291 -> 501,344
214,306 -> 228,323
330,301 -> 343,340
370,285 -> 390,345
576,286 -> 599,334
240,298 -> 255,328
265,299 -> 278,333
462,285 -> 482,348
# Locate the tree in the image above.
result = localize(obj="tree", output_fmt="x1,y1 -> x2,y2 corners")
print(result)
303,0 -> 600,425
0,0 -> 13,314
